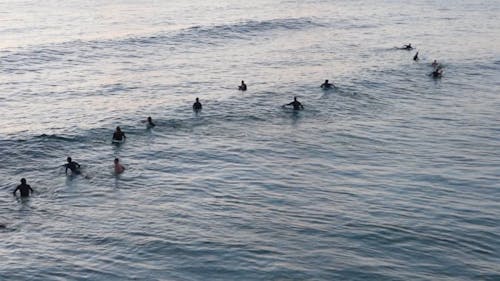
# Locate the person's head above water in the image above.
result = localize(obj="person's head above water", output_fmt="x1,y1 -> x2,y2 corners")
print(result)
114,158 -> 119,164
116,126 -> 121,132
67,157 -> 72,163
147,116 -> 152,122
20,178 -> 26,184
196,97 -> 199,102
294,96 -> 298,101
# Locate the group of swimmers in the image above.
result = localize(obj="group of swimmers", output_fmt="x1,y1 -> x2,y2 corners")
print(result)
401,43 -> 444,78
12,43 -> 441,198
12,80 -> 325,198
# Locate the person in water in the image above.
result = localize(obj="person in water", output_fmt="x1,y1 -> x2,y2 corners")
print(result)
431,60 -> 439,67
320,79 -> 335,89
285,96 -> 304,110
238,80 -> 247,91
114,158 -> 125,174
431,66 -> 443,78
403,43 -> 412,50
113,126 -> 126,141
146,116 -> 156,128
193,97 -> 202,112
65,157 -> 81,175
13,178 -> 34,197
413,52 -> 419,61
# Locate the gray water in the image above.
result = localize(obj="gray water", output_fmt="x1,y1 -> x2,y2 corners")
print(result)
1,0 -> 499,280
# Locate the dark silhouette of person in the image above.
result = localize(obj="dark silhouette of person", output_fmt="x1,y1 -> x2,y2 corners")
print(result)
65,157 -> 81,175
193,97 -> 202,112
403,43 -> 412,50
113,126 -> 126,141
238,80 -> 247,91
286,97 -> 304,110
413,52 -> 419,61
431,60 -> 439,68
13,178 -> 34,197
146,116 -> 155,128
431,67 -> 443,78
321,79 -> 334,89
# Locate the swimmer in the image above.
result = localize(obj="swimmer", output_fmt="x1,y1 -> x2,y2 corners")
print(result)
284,96 -> 304,110
238,80 -> 247,91
413,51 -> 419,61
114,158 -> 125,174
430,67 -> 443,78
320,79 -> 335,89
65,157 -> 81,175
13,178 -> 34,197
403,43 -> 413,50
431,60 -> 439,67
193,97 -> 202,112
146,116 -> 156,128
113,126 -> 126,141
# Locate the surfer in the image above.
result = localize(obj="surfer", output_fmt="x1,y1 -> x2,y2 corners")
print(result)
13,178 -> 34,197
113,126 -> 126,141
284,96 -> 304,110
403,43 -> 413,50
114,158 -> 125,174
431,60 -> 439,67
65,157 -> 81,175
193,97 -> 202,112
146,116 -> 155,128
238,80 -> 247,91
431,67 -> 443,78
413,52 -> 419,61
320,79 -> 335,89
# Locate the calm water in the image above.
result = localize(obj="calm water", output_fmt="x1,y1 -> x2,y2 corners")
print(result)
1,0 -> 499,280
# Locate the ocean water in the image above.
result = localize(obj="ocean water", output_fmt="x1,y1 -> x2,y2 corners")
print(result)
1,0 -> 499,280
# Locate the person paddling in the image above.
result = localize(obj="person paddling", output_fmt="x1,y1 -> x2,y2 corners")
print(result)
284,96 -> 304,110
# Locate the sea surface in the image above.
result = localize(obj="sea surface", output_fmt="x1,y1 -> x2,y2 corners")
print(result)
1,0 -> 499,280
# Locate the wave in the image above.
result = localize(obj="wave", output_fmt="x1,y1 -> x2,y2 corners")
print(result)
0,17 -> 322,73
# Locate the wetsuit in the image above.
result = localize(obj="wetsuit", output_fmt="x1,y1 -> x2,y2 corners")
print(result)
65,161 -> 81,174
193,101 -> 202,111
113,131 -> 125,141
13,183 -> 33,197
288,101 -> 304,110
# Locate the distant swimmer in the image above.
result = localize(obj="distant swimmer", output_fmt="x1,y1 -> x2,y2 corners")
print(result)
13,178 -> 34,197
114,158 -> 125,174
284,96 -> 304,110
238,80 -> 247,91
65,157 -> 81,175
413,52 -> 419,61
112,126 -> 126,142
431,60 -> 439,67
146,116 -> 156,128
193,97 -> 202,112
430,67 -> 443,78
403,43 -> 413,50
320,79 -> 335,89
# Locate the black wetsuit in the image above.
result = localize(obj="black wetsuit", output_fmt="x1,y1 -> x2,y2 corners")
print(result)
239,84 -> 247,91
13,183 -> 33,197
113,131 -> 125,141
65,161 -> 81,174
288,101 -> 304,110
193,102 -> 202,111
321,83 -> 333,89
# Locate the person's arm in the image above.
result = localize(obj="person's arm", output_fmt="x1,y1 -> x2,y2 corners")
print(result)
13,186 -> 19,196
123,133 -> 126,140
65,164 -> 69,174
300,103 -> 304,109
29,186 -> 34,194
76,162 -> 81,169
